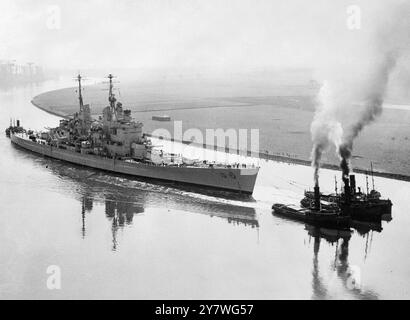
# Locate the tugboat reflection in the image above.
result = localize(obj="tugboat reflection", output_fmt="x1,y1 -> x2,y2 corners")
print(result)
306,215 -> 389,299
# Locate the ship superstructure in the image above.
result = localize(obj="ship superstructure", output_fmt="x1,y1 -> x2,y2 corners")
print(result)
45,75 -> 146,158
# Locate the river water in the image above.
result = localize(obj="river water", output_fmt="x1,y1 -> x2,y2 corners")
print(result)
1,79 -> 409,299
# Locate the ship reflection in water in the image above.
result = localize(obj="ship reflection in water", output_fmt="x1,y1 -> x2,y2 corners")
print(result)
44,155 -> 260,251
80,193 -> 145,250
79,191 -> 258,252
306,212 -> 392,300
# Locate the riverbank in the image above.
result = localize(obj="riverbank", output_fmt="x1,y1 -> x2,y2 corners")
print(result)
31,99 -> 71,119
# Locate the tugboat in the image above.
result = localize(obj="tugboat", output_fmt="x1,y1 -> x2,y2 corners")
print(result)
302,171 -> 392,220
5,119 -> 24,137
6,74 -> 259,195
272,182 -> 350,228
365,163 -> 393,215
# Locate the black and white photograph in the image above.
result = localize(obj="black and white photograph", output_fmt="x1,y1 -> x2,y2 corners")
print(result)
1,0 -> 410,304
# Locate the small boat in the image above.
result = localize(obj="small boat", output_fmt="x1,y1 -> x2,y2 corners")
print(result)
152,115 -> 171,121
272,185 -> 350,228
302,174 -> 392,221
5,119 -> 24,137
272,203 -> 350,228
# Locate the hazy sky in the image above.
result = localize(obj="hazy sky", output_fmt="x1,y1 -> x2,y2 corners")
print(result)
0,0 -> 408,73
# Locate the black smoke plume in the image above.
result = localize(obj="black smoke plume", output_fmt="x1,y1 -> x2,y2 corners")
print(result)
310,1 -> 408,183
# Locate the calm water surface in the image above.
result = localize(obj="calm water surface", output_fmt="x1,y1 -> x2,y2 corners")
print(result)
0,80 -> 409,299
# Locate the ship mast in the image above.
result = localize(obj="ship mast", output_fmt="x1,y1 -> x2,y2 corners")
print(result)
366,171 -> 369,195
107,74 -> 118,120
108,74 -> 116,110
370,161 -> 375,190
76,74 -> 84,112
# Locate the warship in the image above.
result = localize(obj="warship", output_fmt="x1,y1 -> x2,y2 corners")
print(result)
6,74 -> 259,194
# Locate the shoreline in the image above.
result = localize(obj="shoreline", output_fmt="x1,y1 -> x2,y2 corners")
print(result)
31,100 -> 410,183
31,100 -> 71,119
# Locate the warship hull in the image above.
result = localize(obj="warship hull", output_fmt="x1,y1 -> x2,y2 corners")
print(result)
11,134 -> 259,194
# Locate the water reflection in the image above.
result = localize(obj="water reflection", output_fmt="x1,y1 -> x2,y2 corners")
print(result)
307,225 -> 344,299
81,191 -> 146,250
104,194 -> 145,251
270,200 -> 393,299
28,150 -> 260,250
306,220 -> 382,300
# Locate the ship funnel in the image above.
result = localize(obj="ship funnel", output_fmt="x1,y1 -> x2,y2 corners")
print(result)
314,184 -> 321,211
16,119 -> 20,127
349,174 -> 356,195
343,175 -> 351,204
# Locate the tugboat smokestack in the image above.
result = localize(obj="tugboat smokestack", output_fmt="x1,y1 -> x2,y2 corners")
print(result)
343,175 -> 351,204
314,184 -> 321,211
349,174 -> 356,195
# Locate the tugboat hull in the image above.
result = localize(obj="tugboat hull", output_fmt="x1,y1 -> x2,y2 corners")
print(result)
302,191 -> 392,221
341,203 -> 386,221
272,203 -> 350,228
